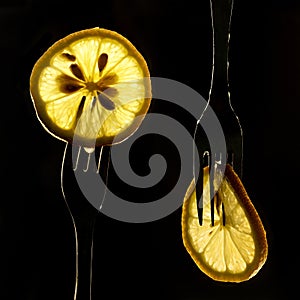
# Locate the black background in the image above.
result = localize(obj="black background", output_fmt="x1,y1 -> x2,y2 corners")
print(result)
0,0 -> 299,299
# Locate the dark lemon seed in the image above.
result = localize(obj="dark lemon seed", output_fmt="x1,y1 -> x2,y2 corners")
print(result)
60,83 -> 83,93
70,64 -> 85,81
56,74 -> 83,94
91,96 -> 97,110
216,193 -> 221,216
61,53 -> 76,61
97,92 -> 115,110
222,202 -> 226,226
57,74 -> 83,93
98,53 -> 108,72
102,73 -> 118,86
76,96 -> 86,121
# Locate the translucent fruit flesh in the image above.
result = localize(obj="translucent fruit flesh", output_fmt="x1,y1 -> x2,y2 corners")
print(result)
30,27 -> 151,147
181,164 -> 268,282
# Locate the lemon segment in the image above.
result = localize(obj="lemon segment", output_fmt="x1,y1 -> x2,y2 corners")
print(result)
182,165 -> 268,282
30,28 -> 151,147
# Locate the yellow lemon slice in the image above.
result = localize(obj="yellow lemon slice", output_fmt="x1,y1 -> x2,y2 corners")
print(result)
30,27 -> 151,147
182,164 -> 268,282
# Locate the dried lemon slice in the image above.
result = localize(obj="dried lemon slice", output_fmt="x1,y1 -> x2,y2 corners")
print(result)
182,164 -> 268,282
30,27 -> 151,147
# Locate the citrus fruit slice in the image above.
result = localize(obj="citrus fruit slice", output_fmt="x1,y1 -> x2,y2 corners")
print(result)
182,164 -> 268,282
30,27 -> 151,147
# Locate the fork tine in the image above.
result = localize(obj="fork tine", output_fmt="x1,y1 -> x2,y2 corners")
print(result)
96,147 -> 104,174
73,145 -> 81,171
227,150 -> 234,166
196,151 -> 215,226
72,145 -> 96,172
222,202 -> 226,226
210,153 -> 215,227
195,154 -> 204,225
97,146 -> 111,211
233,149 -> 243,179
227,136 -> 243,178
83,151 -> 92,172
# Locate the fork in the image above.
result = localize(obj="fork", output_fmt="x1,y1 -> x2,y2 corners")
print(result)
61,143 -> 110,300
194,0 -> 243,226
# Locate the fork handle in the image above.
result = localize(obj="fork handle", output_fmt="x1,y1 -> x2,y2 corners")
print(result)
210,0 -> 233,106
73,217 -> 96,300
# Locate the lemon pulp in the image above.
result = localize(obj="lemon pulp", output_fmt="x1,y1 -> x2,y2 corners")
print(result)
30,28 -> 151,147
182,165 -> 268,282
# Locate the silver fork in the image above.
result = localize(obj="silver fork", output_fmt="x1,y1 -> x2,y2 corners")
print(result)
61,143 -> 110,300
194,0 -> 243,226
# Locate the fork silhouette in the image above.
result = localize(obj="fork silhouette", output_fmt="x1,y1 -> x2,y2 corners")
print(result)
194,0 -> 243,226
61,143 -> 110,300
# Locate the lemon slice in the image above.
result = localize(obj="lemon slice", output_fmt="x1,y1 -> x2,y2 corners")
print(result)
30,27 -> 151,147
182,164 -> 268,282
